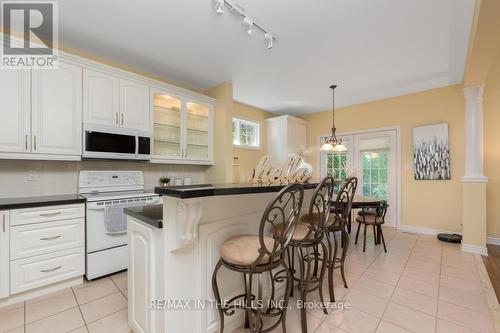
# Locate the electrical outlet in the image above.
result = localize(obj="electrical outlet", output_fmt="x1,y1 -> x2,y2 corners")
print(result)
27,170 -> 39,181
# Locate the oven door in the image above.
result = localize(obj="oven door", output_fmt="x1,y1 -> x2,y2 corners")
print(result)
83,128 -> 137,160
86,196 -> 161,253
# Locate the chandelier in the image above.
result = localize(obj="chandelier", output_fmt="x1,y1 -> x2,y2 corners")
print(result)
320,85 -> 347,152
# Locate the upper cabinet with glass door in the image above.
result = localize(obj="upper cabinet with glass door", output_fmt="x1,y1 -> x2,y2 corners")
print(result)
150,89 -> 214,165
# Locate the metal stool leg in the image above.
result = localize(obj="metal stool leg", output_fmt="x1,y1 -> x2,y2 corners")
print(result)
212,260 -> 225,333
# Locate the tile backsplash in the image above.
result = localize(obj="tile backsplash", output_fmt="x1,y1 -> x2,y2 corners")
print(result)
0,160 -> 207,198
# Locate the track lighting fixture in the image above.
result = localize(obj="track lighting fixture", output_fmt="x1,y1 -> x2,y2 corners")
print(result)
214,0 -> 224,14
265,33 -> 274,49
211,0 -> 276,49
243,17 -> 255,35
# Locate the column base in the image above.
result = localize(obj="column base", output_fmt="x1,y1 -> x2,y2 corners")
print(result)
461,243 -> 488,256
461,182 -> 488,256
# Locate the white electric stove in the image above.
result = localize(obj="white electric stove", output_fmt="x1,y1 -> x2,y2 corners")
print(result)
79,171 -> 161,280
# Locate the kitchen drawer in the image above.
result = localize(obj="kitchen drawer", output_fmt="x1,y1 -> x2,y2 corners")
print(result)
10,247 -> 84,294
10,204 -> 84,226
10,218 -> 84,260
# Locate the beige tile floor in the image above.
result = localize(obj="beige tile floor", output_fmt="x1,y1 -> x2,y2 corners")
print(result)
233,226 -> 497,333
0,271 -> 129,333
0,226 -> 497,333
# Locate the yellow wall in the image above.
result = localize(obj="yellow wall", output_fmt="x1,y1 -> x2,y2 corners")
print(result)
205,82 -> 234,184
301,85 -> 465,232
484,51 -> 500,239
232,103 -> 276,182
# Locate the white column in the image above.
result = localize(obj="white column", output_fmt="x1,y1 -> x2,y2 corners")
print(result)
462,85 -> 488,183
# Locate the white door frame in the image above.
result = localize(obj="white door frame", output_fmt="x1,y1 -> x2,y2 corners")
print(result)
316,126 -> 402,230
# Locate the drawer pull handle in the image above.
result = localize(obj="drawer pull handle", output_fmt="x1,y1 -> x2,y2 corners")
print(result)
39,212 -> 62,217
40,235 -> 62,241
40,266 -> 62,273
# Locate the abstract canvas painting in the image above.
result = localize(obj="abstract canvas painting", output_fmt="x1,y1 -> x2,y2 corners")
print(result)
413,123 -> 451,180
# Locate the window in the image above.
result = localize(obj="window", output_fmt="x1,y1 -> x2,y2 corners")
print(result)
232,118 -> 260,148
362,150 -> 388,199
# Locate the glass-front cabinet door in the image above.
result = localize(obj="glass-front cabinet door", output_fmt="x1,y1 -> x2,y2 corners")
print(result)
151,88 -> 214,164
185,101 -> 210,161
152,90 -> 182,159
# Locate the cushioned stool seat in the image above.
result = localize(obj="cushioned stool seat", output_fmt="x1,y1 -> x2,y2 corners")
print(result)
220,234 -> 277,266
355,215 -> 382,225
274,222 -> 312,241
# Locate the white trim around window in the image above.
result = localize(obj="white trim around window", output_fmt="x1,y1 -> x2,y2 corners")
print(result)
232,117 -> 261,150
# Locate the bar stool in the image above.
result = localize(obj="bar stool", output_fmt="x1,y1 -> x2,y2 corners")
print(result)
280,177 -> 335,333
355,202 -> 388,252
324,177 -> 358,302
212,183 -> 304,333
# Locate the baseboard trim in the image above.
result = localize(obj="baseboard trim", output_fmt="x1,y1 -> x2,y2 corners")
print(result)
486,237 -> 500,246
398,225 -> 461,236
461,243 -> 488,256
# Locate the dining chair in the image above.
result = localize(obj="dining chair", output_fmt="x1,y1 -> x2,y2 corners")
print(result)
355,202 -> 388,252
212,183 -> 304,333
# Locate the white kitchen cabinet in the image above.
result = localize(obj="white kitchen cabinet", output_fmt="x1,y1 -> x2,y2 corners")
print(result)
83,70 -> 150,132
0,203 -> 85,301
266,115 -> 307,166
0,211 -> 9,299
32,62 -> 82,156
128,216 -> 162,333
120,79 -> 150,131
150,88 -> 214,165
83,69 -> 120,127
0,70 -> 31,153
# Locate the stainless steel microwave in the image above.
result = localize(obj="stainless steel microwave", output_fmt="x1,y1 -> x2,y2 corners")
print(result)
82,124 -> 151,160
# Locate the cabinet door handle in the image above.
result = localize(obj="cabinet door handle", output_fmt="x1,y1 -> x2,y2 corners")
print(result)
115,112 -> 119,125
121,113 -> 124,126
2,215 -> 5,233
40,266 -> 62,273
39,211 -> 62,217
40,235 -> 62,241
25,134 -> 28,150
34,135 -> 37,151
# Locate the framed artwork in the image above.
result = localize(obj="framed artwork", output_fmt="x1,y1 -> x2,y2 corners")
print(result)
413,123 -> 450,180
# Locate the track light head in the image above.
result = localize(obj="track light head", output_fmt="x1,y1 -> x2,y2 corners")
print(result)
243,16 -> 255,35
265,33 -> 274,49
214,0 -> 224,14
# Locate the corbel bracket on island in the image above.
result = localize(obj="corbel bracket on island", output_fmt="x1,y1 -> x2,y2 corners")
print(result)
170,198 -> 203,251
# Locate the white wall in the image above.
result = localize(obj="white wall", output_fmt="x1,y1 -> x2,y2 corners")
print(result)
0,160 -> 207,198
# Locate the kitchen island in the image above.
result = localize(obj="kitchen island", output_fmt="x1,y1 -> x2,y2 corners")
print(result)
125,182 -> 318,333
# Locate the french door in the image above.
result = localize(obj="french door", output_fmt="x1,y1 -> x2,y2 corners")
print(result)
320,129 -> 398,227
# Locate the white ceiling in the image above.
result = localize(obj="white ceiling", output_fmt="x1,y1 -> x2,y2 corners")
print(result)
59,0 -> 474,115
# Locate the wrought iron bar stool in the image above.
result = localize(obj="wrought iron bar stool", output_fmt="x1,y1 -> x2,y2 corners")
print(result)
277,177 -> 335,333
212,183 -> 304,333
324,177 -> 357,302
355,202 -> 388,252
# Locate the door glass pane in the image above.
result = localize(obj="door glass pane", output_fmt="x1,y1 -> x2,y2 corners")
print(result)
153,94 -> 181,158
186,102 -> 209,160
326,152 -> 348,192
362,150 -> 388,199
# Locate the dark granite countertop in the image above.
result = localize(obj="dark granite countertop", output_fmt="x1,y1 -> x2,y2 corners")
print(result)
0,194 -> 86,210
124,204 -> 163,228
154,182 -> 320,199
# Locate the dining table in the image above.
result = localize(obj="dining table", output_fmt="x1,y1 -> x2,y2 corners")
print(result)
348,195 -> 387,232
332,195 -> 387,233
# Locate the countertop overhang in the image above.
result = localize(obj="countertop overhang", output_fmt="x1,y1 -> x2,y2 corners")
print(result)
124,204 -> 163,228
154,182 -> 320,199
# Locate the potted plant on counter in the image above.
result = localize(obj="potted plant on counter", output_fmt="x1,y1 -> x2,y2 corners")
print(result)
159,177 -> 171,187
